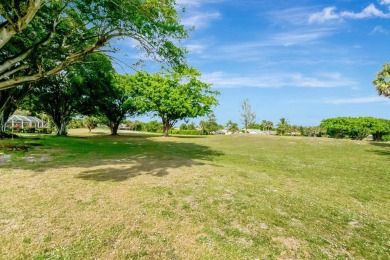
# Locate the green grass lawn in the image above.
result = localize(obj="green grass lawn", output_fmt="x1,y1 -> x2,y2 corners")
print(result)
0,129 -> 389,259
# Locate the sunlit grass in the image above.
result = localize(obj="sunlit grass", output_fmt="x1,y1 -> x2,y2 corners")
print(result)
0,129 -> 389,259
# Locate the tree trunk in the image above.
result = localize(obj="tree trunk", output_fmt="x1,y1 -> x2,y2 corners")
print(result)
0,86 -> 29,138
0,110 -> 9,138
110,122 -> 119,135
162,117 -> 170,137
54,121 -> 68,136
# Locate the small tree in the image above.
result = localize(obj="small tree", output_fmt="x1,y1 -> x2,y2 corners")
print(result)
226,120 -> 239,133
83,117 -> 99,133
240,98 -> 256,133
200,113 -> 221,135
262,120 -> 274,134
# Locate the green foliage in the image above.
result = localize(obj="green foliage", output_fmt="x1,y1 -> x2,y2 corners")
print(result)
144,120 -> 163,133
381,135 -> 390,142
68,119 -> 84,129
0,0 -> 188,91
83,116 -> 99,132
124,120 -> 143,131
247,123 -> 262,129
320,117 -> 390,141
169,129 -> 201,135
261,120 -> 274,132
299,126 -> 327,137
276,118 -> 290,136
200,113 -> 221,135
22,54 -> 115,136
127,69 -> 219,136
373,63 -> 390,97
226,120 -> 239,133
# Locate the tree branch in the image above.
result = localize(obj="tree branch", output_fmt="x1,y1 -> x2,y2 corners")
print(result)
0,0 -> 45,49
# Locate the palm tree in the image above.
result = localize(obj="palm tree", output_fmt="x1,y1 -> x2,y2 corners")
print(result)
276,118 -> 289,135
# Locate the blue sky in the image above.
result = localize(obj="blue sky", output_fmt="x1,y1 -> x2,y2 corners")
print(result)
115,0 -> 390,127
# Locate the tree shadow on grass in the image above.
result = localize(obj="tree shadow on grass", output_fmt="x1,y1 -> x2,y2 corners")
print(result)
1,135 -> 224,181
368,142 -> 390,156
75,156 -> 207,182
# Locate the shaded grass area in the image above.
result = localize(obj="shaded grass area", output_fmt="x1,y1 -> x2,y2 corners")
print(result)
0,131 -> 389,259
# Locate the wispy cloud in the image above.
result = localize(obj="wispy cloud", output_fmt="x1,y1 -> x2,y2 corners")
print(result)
181,12 -> 221,29
271,29 -> 334,46
177,0 -> 223,8
309,3 -> 390,24
370,25 -> 389,34
203,71 -> 357,89
268,7 -> 316,26
186,43 -> 207,54
325,96 -> 389,104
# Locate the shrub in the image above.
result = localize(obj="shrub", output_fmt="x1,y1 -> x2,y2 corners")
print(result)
380,135 -> 390,142
169,129 -> 201,135
37,127 -> 52,134
25,126 -> 36,133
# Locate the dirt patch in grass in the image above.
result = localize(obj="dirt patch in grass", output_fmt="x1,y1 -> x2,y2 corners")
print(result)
0,154 -> 11,164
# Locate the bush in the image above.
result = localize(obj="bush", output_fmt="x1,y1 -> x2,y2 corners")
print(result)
380,135 -> 390,142
169,129 -> 201,135
25,126 -> 36,133
37,127 -> 52,134
68,119 -> 84,129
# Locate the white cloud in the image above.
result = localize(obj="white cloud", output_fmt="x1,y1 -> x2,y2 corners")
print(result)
181,12 -> 221,29
309,7 -> 340,23
309,4 -> 390,24
325,96 -> 390,104
380,0 -> 390,5
341,4 -> 388,18
202,71 -> 357,89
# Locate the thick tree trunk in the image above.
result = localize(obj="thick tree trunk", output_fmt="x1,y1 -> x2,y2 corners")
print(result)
54,121 -> 68,136
0,110 -> 9,138
110,122 -> 119,135
0,86 -> 29,137
0,0 -> 44,49
162,117 -> 171,137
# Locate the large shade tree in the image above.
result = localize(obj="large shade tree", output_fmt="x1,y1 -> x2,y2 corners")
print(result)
23,53 -> 115,135
91,74 -> 139,136
128,69 -> 219,136
0,0 -> 188,137
0,85 -> 30,137
0,0 -> 187,91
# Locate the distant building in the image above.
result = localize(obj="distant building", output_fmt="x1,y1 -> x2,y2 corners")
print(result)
6,115 -> 46,129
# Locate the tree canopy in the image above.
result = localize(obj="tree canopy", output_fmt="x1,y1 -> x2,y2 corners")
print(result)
23,53 -> 116,135
128,69 -> 219,136
0,0 -> 187,91
320,117 -> 390,141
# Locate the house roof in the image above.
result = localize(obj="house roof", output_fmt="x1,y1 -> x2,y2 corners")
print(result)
6,115 -> 45,124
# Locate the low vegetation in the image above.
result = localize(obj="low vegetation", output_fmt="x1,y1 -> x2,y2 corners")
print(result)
0,129 -> 389,259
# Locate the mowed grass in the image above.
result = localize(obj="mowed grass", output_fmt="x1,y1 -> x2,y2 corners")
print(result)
0,129 -> 389,259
